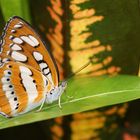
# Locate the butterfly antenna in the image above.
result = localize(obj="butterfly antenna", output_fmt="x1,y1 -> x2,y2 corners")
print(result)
66,57 -> 94,81
59,57 -> 94,105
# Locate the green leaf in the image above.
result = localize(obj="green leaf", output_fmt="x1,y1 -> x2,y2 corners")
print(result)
0,75 -> 140,129
0,0 -> 31,22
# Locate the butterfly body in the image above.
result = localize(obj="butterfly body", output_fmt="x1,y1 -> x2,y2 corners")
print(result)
0,16 -> 66,118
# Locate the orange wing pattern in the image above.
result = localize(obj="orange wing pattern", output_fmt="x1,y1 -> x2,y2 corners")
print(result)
0,61 -> 49,117
0,16 -> 59,86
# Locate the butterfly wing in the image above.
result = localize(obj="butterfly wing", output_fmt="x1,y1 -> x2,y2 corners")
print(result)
0,16 -> 59,86
0,61 -> 51,117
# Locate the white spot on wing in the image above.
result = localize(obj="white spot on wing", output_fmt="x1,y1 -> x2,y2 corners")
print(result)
9,43 -> 14,47
19,66 -> 32,75
19,22 -> 23,25
1,67 -> 19,115
43,68 -> 50,75
11,44 -> 22,51
32,52 -> 53,85
20,35 -> 39,47
39,63 -> 48,69
20,73 -> 38,104
33,51 -> 43,61
4,70 -> 12,76
11,51 -> 27,62
14,24 -> 22,28
9,35 -> 14,40
2,58 -> 10,63
6,51 -> 10,55
5,91 -> 14,98
11,30 -> 16,33
47,73 -> 53,85
13,37 -> 23,44
28,35 -> 39,46
20,36 -> 35,47
2,84 -> 13,91
17,67 -> 47,115
8,95 -> 18,115
42,75 -> 48,87
1,77 -> 10,84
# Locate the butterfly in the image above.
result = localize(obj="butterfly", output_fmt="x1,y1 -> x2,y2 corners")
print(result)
0,16 -> 67,118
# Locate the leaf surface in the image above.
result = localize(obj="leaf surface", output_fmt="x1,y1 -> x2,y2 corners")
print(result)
0,75 -> 140,129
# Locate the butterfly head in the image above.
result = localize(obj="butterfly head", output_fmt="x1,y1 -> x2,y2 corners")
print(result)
57,80 -> 67,97
45,80 -> 67,104
60,80 -> 67,89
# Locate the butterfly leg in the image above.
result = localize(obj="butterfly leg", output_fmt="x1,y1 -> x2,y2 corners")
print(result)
58,94 -> 62,109
58,91 -> 73,109
36,96 -> 47,112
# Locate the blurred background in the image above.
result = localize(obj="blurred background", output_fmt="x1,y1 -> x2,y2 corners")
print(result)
0,0 -> 140,139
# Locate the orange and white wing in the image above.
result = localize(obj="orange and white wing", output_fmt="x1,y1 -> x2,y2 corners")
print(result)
0,16 -> 59,86
0,61 -> 49,117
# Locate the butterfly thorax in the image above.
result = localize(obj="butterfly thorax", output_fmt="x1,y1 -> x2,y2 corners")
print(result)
45,81 -> 67,104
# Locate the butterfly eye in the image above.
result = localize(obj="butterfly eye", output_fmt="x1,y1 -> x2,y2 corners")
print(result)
1,77 -> 11,83
4,70 -> 12,76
